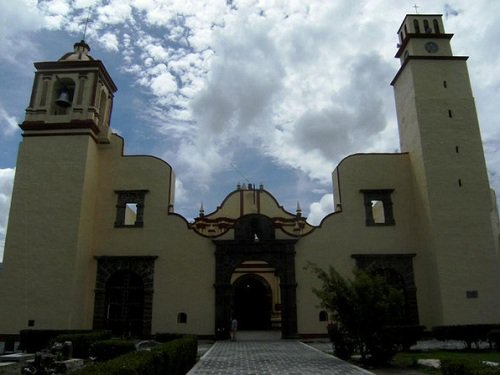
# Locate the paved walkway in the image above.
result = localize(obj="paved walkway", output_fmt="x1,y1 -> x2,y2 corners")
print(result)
187,339 -> 375,375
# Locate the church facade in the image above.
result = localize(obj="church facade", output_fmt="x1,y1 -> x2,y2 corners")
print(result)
0,14 -> 499,340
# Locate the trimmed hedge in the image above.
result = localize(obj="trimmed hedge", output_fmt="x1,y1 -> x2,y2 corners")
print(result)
433,325 -> 500,350
441,359 -> 474,375
382,325 -> 426,351
74,335 -> 198,375
19,329 -> 93,353
488,330 -> 500,352
51,331 -> 112,358
153,333 -> 183,343
90,339 -> 136,361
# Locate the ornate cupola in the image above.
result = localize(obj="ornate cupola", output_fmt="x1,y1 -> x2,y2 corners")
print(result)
21,40 -> 117,143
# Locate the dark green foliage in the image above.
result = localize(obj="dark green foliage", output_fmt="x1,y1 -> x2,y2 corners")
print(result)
382,325 -> 425,351
309,263 -> 405,364
441,360 -> 474,375
327,323 -> 355,360
488,330 -> 500,352
433,325 -> 500,350
90,339 -> 136,361
19,329 -> 92,353
153,333 -> 183,343
153,335 -> 198,374
74,350 -> 162,375
74,335 -> 198,375
51,331 -> 112,358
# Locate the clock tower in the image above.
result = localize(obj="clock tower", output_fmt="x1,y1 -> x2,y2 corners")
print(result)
392,15 -> 500,326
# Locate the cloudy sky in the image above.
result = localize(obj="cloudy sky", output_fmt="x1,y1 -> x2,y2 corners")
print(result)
1,0 -> 500,260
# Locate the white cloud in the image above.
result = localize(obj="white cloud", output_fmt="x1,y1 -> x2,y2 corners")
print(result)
307,194 -> 334,226
1,0 -> 500,224
151,71 -> 178,96
0,168 -> 15,262
0,0 -> 44,63
99,32 -> 120,52
0,106 -> 19,136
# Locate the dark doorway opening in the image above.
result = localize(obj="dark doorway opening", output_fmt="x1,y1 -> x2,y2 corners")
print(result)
233,275 -> 272,330
105,270 -> 145,337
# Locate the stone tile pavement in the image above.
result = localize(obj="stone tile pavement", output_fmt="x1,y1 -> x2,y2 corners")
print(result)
187,340 -> 375,375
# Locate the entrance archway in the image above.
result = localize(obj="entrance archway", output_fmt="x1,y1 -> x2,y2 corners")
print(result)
233,274 -> 272,330
214,214 -> 298,339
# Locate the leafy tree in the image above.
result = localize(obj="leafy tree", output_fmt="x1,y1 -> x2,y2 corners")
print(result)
308,263 -> 404,363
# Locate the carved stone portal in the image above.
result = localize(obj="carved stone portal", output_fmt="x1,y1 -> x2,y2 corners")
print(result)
214,238 -> 298,339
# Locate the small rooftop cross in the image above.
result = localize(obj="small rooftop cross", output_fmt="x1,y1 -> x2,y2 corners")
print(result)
82,7 -> 92,41
413,4 -> 420,14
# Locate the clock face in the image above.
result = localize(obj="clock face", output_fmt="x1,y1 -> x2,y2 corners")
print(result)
425,41 -> 439,53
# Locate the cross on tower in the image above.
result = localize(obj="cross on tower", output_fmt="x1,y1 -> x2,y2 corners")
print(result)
82,7 -> 92,41
413,4 -> 420,14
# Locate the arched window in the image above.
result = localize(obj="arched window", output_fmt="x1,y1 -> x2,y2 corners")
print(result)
319,310 -> 328,322
433,19 -> 440,34
98,89 -> 108,127
423,19 -> 431,33
105,270 -> 145,336
413,19 -> 420,33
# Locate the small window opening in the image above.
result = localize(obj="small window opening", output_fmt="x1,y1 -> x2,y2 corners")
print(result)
28,320 -> 35,327
466,290 -> 478,299
424,19 -> 431,33
319,311 -> 328,322
124,203 -> 138,225
399,31 -> 404,42
371,200 -> 386,224
362,189 -> 395,226
443,80 -> 447,88
433,19 -> 441,34
448,110 -> 453,118
458,179 -> 462,187
455,146 -> 459,153
413,19 -> 420,33
177,312 -> 187,324
404,24 -> 408,35
114,190 -> 148,228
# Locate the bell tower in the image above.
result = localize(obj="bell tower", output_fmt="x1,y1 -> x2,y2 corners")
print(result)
22,40 -> 117,143
0,41 -> 118,333
392,15 -> 500,326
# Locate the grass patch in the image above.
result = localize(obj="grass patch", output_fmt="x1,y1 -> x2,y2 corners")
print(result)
392,351 -> 500,374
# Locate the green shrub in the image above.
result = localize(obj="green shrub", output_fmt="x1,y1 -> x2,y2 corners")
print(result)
327,323 -> 355,360
75,350 -> 162,375
433,325 -> 500,350
74,335 -> 198,375
153,333 -> 183,343
51,331 -> 112,358
90,339 -> 136,361
488,330 -> 500,352
382,325 -> 426,351
153,335 -> 198,374
19,329 -> 92,353
441,359 -> 474,375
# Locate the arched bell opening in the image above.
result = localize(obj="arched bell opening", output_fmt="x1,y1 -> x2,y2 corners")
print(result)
51,77 -> 75,115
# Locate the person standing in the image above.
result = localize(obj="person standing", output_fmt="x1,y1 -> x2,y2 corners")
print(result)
230,318 -> 238,341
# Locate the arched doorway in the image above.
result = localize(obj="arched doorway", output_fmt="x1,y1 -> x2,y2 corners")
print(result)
233,275 -> 272,330
105,270 -> 145,336
214,236 -> 298,338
